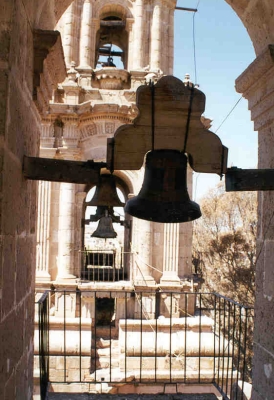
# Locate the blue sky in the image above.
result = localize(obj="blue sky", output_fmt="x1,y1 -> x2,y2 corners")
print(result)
173,0 -> 257,199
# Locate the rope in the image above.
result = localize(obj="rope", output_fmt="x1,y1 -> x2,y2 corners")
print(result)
150,81 -> 155,150
183,84 -> 195,153
215,96 -> 243,134
193,0 -> 201,85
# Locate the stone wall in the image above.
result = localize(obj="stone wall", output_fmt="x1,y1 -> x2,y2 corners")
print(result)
0,1 -> 39,398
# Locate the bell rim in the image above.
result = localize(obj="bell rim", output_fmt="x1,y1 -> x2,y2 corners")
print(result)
125,197 -> 201,223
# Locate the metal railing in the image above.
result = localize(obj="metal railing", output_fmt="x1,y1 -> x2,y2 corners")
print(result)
36,291 -> 50,400
80,249 -> 127,281
36,290 -> 253,399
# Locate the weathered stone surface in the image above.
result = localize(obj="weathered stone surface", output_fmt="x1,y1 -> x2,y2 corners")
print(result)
48,394 -> 219,399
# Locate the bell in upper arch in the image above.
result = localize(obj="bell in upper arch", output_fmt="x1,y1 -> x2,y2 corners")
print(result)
124,149 -> 202,223
91,210 -> 117,239
86,174 -> 125,208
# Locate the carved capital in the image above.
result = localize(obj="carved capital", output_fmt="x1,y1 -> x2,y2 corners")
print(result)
236,45 -> 274,95
236,45 -> 274,130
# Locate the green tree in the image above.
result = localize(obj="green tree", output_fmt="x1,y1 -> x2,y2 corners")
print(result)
193,184 -> 257,382
193,183 -> 257,306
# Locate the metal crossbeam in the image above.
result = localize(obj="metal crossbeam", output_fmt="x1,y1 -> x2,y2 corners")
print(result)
23,156 -> 106,184
175,6 -> 197,12
226,167 -> 274,191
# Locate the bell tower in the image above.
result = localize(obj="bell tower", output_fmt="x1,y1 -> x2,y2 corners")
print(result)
36,0 -> 196,315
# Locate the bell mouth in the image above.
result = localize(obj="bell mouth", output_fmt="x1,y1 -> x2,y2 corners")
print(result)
125,197 -> 201,223
124,149 -> 202,223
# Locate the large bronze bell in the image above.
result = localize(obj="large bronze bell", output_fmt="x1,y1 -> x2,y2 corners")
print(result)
91,210 -> 117,238
124,150 -> 202,223
86,174 -> 124,207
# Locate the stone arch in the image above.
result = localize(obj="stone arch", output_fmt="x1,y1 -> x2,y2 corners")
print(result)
95,2 -> 133,19
225,0 -> 274,55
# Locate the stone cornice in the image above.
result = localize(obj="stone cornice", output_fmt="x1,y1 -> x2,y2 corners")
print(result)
235,45 -> 274,95
49,102 -> 137,122
33,29 -> 67,100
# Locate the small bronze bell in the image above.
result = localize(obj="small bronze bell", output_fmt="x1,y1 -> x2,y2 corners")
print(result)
86,174 -> 124,207
91,210 -> 117,238
124,150 -> 201,223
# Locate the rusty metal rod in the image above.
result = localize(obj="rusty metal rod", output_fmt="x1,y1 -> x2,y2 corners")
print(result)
175,6 -> 197,12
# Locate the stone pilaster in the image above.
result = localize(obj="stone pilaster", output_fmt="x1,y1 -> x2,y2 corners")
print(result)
133,0 -> 144,69
235,45 -> 274,399
36,181 -> 51,282
75,191 -> 86,277
168,8 -> 175,75
91,19 -> 100,68
126,18 -> 134,71
57,182 -> 76,279
133,218 -> 155,286
160,223 -> 180,284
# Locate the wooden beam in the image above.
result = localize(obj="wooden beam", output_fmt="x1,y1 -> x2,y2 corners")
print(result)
23,156 -> 106,184
225,167 -> 274,191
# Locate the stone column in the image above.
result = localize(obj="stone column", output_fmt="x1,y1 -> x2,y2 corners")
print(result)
79,0 -> 92,69
235,45 -> 274,399
150,1 -> 162,71
178,222 -> 193,277
48,182 -> 60,281
134,218 -> 155,285
133,0 -> 144,69
91,19 -> 100,68
178,168 -> 194,278
74,191 -> 86,277
36,181 -> 51,281
57,182 -> 76,279
168,8 -> 175,75
126,18 -> 134,71
63,2 -> 76,66
160,223 -> 180,284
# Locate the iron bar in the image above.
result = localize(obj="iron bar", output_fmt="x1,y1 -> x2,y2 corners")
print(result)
94,291 -> 97,383
198,293 -> 201,383
36,290 -> 253,398
79,289 -> 82,382
225,301 -> 231,395
184,293 -> 187,382
221,298 -> 226,391
125,292 -> 128,382
170,293 -> 172,383
140,292 -> 143,383
213,293 -> 217,385
64,291 -> 66,383
175,6 -> 197,12
110,291 -> 112,383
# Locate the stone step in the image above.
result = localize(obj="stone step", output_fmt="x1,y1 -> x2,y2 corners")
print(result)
93,326 -> 118,339
48,394 -> 220,399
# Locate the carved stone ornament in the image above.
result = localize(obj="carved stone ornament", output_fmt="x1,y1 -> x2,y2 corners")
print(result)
94,68 -> 129,89
107,75 -> 228,174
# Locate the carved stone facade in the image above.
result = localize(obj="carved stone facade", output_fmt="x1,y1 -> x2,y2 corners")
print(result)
1,0 -> 274,399
36,0 -> 195,297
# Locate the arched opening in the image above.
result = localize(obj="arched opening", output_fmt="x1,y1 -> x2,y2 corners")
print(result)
31,2 -> 274,398
81,174 -> 131,281
95,13 -> 128,69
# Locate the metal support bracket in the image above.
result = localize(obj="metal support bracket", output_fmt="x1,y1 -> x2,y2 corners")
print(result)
23,156 -> 107,184
225,167 -> 274,192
